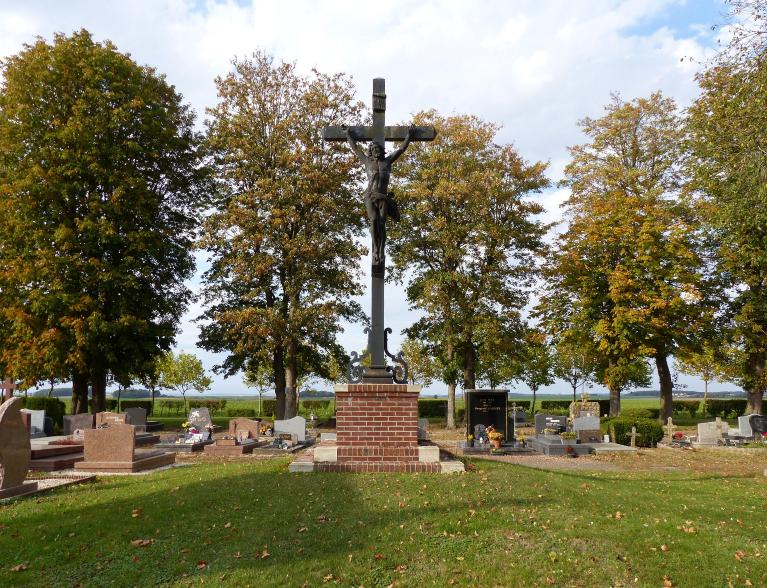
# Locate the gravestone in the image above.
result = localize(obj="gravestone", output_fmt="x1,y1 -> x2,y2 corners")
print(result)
228,418 -> 261,440
573,415 -> 601,443
64,413 -> 95,436
96,412 -> 128,427
570,400 -> 601,419
21,409 -> 46,437
125,408 -> 147,428
274,416 -> 306,443
749,414 -> 767,438
736,415 -> 753,438
187,407 -> 213,430
0,398 -> 37,498
534,414 -> 567,436
465,389 -> 508,442
75,423 -> 175,472
417,418 -> 430,441
697,417 -> 728,445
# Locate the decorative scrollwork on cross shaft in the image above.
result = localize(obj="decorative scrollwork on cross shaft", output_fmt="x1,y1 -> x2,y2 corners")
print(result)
383,327 -> 409,385
348,327 -> 372,384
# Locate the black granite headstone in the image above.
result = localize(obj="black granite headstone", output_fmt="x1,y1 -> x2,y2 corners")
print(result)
534,414 -> 567,435
465,389 -> 508,441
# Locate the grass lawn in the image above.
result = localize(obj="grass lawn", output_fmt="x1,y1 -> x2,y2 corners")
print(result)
1,458 -> 766,587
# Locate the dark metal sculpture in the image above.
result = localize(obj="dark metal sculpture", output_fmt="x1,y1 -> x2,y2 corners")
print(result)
324,79 -> 436,384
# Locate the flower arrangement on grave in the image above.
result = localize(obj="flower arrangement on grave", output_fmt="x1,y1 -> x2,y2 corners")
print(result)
466,434 -> 474,447
543,427 -> 559,436
260,424 -> 273,436
560,431 -> 577,440
486,426 -> 503,448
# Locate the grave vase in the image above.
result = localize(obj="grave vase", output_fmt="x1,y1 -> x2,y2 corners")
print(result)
490,438 -> 501,449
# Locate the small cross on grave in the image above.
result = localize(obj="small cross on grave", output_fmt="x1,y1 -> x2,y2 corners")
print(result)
663,417 -> 675,442
627,426 -> 642,448
0,378 -> 17,401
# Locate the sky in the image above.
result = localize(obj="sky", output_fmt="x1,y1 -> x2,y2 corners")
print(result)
0,0 -> 738,396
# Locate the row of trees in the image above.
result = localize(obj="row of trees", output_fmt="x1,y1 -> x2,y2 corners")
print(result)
2,1 -> 766,421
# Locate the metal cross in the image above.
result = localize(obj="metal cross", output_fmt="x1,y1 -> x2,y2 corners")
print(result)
323,78 -> 436,384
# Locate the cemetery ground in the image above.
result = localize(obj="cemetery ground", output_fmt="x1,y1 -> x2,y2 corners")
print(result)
2,439 -> 766,587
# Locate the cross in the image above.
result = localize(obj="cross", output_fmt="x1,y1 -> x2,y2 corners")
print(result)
627,426 -> 642,448
664,417 -> 675,440
323,78 -> 436,384
0,378 -> 17,401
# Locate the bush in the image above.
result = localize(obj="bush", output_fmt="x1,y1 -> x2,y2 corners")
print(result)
456,408 -> 466,424
188,399 -> 227,414
508,400 -> 530,411
21,397 -> 66,427
621,408 -> 660,420
609,417 -> 663,448
261,399 -> 277,418
301,400 -> 331,411
119,400 -> 153,416
540,400 -> 571,410
419,399 -> 448,418
703,399 -> 748,418
226,408 -> 256,418
156,399 -> 185,415
673,400 -> 700,418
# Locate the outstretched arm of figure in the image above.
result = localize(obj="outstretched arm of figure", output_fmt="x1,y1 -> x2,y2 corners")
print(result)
386,126 -> 414,163
346,128 -> 368,163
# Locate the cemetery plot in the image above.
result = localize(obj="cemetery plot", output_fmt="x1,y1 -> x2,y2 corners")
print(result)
74,423 -> 175,473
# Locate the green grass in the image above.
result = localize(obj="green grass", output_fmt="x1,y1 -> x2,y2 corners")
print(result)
1,459 -> 765,587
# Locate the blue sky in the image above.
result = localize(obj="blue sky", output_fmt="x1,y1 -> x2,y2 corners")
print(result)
0,0 -> 739,396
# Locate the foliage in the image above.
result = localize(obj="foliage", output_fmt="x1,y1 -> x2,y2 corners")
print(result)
542,92 -> 709,418
20,397 -> 66,427
399,337 -> 438,387
608,417 -> 664,447
702,399 -> 749,418
0,30 -> 207,412
551,333 -> 598,401
187,399 -> 227,415
514,329 -> 555,413
389,110 -> 549,427
301,400 -> 331,411
225,408 -> 257,418
672,400 -> 701,419
158,351 -> 212,410
199,51 -> 363,420
418,399 -> 449,418
620,407 -> 661,420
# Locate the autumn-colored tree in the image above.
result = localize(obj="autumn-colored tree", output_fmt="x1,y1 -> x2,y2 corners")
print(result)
552,332 -> 598,403
199,52 -> 364,419
390,111 -> 549,428
399,337 -> 438,388
673,343 -> 728,405
0,30 -> 206,413
543,92 -> 709,418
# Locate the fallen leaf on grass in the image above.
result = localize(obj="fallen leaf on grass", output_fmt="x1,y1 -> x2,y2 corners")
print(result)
374,553 -> 385,560
660,544 -> 669,552
233,552 -> 241,559
662,576 -> 673,587
259,549 -> 270,560
735,550 -> 746,562
322,573 -> 334,582
130,539 -> 155,547
224,522 -> 232,529
615,511 -> 623,520
10,563 -> 28,572
196,560 -> 207,569
131,508 -> 142,519
298,527 -> 308,533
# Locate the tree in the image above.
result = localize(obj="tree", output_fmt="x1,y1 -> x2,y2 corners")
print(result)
158,351 -> 212,412
687,8 -> 767,414
199,52 -> 364,420
399,337 -> 438,387
0,30 -> 206,414
673,343 -> 727,405
390,111 -> 549,428
243,363 -> 273,417
515,329 -> 555,414
552,332 -> 597,403
543,92 -> 709,418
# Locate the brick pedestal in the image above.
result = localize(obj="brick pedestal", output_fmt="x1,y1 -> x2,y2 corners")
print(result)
318,383 -> 439,473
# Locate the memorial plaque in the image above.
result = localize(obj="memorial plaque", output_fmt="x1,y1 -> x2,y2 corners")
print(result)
465,389 -> 508,441
534,414 -> 568,435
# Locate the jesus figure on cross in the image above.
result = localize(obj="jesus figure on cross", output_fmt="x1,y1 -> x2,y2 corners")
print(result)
346,127 -> 413,267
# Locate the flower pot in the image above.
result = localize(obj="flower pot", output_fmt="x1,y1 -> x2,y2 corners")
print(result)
561,438 -> 576,446
491,439 -> 501,449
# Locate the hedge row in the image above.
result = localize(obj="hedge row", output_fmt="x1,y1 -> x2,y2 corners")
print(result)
226,408 -> 257,418
672,400 -> 700,418
607,417 -> 664,447
620,408 -> 661,420
21,397 -> 66,427
539,399 -> 611,415
188,399 -> 228,414
302,400 -> 331,410
704,399 -> 748,417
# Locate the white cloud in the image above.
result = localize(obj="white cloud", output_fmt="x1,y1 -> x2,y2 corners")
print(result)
0,0 -> 728,394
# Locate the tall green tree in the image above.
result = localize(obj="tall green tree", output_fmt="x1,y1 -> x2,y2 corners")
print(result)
0,30 -> 207,413
543,93 -> 708,418
399,337 -> 438,388
687,5 -> 767,413
515,329 -> 555,414
673,343 -> 727,405
552,332 -> 598,403
199,52 -> 364,419
158,351 -> 212,412
390,111 -> 549,428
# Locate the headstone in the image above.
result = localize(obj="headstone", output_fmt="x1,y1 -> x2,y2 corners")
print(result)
569,400 -> 601,419
662,417 -> 676,443
20,409 -> 45,437
83,423 -> 135,462
274,416 -> 306,443
0,398 -> 36,498
96,412 -> 128,427
534,414 -> 567,435
417,418 -> 430,441
627,426 -> 641,448
749,414 -> 767,437
697,417 -> 729,445
187,407 -> 213,430
465,389 -> 508,442
736,415 -> 753,438
125,408 -> 147,427
573,415 -> 601,443
64,413 -> 95,436
228,418 -> 261,440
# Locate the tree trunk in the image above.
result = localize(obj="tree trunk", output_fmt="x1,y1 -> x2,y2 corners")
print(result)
273,347 -> 286,420
747,351 -> 765,414
462,343 -> 476,391
571,381 -> 577,403
72,371 -> 89,414
531,386 -> 537,414
656,354 -> 673,422
284,342 -> 298,419
91,367 -> 107,413
609,384 -> 621,417
446,382 -> 456,429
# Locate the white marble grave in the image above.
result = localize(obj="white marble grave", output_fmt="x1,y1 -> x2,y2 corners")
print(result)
274,416 -> 306,443
697,417 -> 728,445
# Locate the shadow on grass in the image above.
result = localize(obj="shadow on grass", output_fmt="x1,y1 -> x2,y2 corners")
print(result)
0,459 -> 548,588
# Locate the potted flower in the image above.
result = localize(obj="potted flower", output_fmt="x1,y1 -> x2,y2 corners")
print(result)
517,434 -> 527,448
543,427 -> 559,437
466,434 -> 474,448
560,431 -> 577,446
486,426 -> 503,449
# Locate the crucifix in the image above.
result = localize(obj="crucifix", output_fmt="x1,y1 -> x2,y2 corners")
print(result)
0,378 -> 17,402
323,78 -> 436,384
627,426 -> 642,448
663,417 -> 675,441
